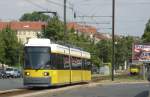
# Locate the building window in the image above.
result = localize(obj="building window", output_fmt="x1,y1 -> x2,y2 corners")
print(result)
26,37 -> 30,43
17,32 -> 20,35
31,32 -> 34,36
20,31 -> 23,35
28,31 -> 30,35
23,31 -> 26,35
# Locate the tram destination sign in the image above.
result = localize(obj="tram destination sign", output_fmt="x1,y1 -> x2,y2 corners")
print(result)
132,44 -> 150,62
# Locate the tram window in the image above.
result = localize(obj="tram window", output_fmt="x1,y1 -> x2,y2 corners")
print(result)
64,55 -> 70,69
50,54 -> 57,69
56,54 -> 64,69
82,59 -> 85,70
84,59 -> 91,70
71,57 -> 82,70
87,61 -> 91,70
50,54 -> 64,69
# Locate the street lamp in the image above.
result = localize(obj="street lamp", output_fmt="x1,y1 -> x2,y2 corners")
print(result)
37,11 -> 57,17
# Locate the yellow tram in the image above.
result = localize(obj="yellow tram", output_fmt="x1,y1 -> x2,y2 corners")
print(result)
129,65 -> 140,75
23,38 -> 91,87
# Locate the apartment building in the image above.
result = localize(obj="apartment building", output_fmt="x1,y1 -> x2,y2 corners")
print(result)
67,22 -> 97,39
0,21 -> 45,44
67,22 -> 111,43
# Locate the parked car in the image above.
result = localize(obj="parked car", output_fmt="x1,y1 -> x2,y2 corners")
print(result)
5,67 -> 21,78
13,68 -> 22,78
0,70 -> 7,79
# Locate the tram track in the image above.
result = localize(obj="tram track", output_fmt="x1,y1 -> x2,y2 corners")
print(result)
0,84 -> 87,97
0,75 -> 127,97
0,88 -> 38,97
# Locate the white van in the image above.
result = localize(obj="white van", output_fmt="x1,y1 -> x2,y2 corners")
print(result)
5,67 -> 21,78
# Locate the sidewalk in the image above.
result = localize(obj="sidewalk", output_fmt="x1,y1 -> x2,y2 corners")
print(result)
95,79 -> 149,85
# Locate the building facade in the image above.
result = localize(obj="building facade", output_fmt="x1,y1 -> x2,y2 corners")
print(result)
0,21 -> 45,44
67,22 -> 111,43
67,22 -> 97,39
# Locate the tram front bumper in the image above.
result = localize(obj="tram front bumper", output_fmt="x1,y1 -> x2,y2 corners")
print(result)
24,77 -> 51,87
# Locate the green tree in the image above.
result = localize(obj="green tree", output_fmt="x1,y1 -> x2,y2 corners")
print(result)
142,19 -> 150,42
96,36 -> 135,69
0,32 -> 5,64
39,17 -> 64,41
0,27 -> 23,66
96,40 -> 112,63
20,11 -> 51,22
115,36 -> 135,68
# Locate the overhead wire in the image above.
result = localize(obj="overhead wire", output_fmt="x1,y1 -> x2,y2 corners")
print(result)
24,0 -> 48,10
46,0 -> 73,10
24,0 -> 66,20
72,0 -> 112,33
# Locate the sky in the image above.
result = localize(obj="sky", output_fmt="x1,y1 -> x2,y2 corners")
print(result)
0,0 -> 150,37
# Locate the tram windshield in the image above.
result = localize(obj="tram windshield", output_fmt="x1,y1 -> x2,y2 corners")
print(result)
24,47 -> 50,69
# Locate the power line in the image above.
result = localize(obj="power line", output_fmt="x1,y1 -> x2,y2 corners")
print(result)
72,0 -> 95,6
24,0 -> 66,20
76,15 -> 112,18
97,27 -> 112,30
46,0 -> 73,10
117,1 -> 150,5
24,0 -> 47,10
75,1 -> 150,6
74,21 -> 110,24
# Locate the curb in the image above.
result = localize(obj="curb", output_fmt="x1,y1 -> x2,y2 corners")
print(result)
0,89 -> 25,94
94,81 -> 149,85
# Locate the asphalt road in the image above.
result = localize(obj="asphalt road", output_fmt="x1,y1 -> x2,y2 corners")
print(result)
31,83 -> 150,97
0,78 -> 23,91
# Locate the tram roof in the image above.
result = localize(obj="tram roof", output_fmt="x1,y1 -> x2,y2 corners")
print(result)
25,38 -> 91,59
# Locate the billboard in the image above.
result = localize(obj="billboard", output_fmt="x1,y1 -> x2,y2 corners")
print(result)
132,44 -> 150,62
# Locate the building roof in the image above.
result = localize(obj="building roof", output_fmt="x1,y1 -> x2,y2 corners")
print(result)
94,33 -> 111,40
67,22 -> 97,34
0,21 -> 45,30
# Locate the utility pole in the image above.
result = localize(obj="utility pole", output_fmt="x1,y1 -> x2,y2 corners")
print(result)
64,0 -> 67,42
112,0 -> 115,81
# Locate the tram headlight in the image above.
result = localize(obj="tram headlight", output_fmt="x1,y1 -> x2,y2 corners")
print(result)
25,72 -> 30,76
43,72 -> 49,76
